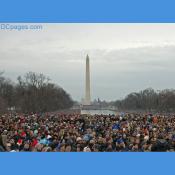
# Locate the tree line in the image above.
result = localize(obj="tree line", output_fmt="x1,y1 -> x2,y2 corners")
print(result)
0,72 -> 73,114
114,88 -> 175,112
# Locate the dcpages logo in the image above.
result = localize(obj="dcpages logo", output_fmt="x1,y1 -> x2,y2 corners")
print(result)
0,23 -> 43,31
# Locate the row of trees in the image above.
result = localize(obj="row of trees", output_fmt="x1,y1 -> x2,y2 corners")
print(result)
0,72 -> 73,114
114,88 -> 175,112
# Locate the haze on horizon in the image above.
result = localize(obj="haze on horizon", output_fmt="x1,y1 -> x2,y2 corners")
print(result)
1,23 -> 175,101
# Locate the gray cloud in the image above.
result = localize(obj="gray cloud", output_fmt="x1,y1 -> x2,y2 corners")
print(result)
1,24 -> 175,101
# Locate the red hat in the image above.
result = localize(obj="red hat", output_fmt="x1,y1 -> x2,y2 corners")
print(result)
17,139 -> 23,145
21,131 -> 26,137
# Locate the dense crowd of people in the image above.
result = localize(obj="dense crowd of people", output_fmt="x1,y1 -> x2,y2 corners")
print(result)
0,112 -> 175,152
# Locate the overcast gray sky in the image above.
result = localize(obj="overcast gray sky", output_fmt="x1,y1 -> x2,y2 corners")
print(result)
1,23 -> 175,101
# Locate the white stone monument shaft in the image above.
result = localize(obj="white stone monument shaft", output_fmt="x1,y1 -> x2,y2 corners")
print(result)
85,55 -> 91,105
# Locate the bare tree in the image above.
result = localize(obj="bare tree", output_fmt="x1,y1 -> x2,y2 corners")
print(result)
0,71 -> 73,114
115,88 -> 175,112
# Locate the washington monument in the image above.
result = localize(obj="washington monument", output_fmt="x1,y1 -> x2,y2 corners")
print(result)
84,54 -> 91,105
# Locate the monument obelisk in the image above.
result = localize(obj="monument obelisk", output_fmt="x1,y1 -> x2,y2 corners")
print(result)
85,54 -> 91,105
